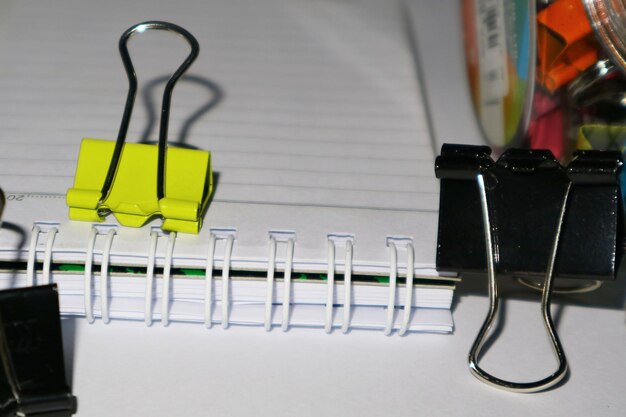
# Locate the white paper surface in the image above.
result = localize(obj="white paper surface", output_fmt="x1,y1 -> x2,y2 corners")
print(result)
0,0 -> 441,277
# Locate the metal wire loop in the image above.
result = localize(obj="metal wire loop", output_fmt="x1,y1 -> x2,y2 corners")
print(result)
468,174 -> 569,393
516,276 -> 603,294
100,21 -> 200,203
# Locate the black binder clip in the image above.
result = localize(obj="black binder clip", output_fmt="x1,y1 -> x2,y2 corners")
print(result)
0,285 -> 77,416
435,144 -> 623,393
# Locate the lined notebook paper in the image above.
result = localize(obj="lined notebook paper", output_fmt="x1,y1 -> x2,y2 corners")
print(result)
0,0 -> 441,277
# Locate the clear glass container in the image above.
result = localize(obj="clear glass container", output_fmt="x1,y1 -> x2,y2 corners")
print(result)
463,0 -> 626,184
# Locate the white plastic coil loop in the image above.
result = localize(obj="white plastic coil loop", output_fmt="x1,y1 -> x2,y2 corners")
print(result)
281,238 -> 295,332
161,231 -> 177,327
341,239 -> 353,334
84,227 -> 98,324
398,243 -> 415,336
26,225 -> 41,287
264,236 -> 277,331
204,233 -> 217,328
385,242 -> 398,336
41,227 -> 58,285
144,230 -> 159,326
325,240 -> 336,333
42,227 -> 59,285
221,234 -> 235,329
100,229 -> 116,324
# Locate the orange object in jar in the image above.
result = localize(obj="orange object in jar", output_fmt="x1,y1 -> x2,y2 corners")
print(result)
537,0 -> 599,92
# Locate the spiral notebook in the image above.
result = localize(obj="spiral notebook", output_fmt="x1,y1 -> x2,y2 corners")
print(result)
0,0 -> 455,332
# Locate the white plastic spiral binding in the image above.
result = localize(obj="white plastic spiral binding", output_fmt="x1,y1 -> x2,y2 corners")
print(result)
281,238 -> 295,332
26,225 -> 41,287
341,239 -> 353,334
26,223 -> 58,287
264,236 -> 277,331
100,229 -> 117,324
385,238 -> 416,336
204,233 -> 217,328
201,229 -> 236,329
161,232 -> 177,326
399,243 -> 415,336
83,225 -> 117,324
23,222 -> 421,334
264,232 -> 296,331
41,228 -> 58,285
84,227 -> 98,323
325,240 -> 336,333
385,242 -> 398,336
326,235 -> 354,334
220,234 -> 235,329
144,230 -> 159,326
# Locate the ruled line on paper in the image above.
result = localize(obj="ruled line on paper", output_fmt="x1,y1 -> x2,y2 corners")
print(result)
0,0 -> 437,213
0,145 -> 436,163
0,128 -> 429,147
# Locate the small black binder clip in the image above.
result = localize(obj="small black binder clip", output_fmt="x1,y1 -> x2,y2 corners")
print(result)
435,144 -> 623,392
0,285 -> 77,416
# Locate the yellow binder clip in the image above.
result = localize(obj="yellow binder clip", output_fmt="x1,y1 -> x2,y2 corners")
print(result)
67,22 -> 212,234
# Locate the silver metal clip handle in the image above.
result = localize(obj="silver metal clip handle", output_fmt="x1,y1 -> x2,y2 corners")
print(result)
100,21 -> 200,203
468,174 -> 569,393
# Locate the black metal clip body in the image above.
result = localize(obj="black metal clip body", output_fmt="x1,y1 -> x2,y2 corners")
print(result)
0,285 -> 76,416
434,144 -> 623,392
435,144 -> 623,280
